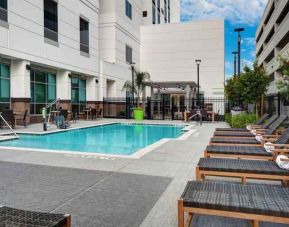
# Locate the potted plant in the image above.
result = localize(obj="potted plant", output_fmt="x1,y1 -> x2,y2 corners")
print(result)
122,71 -> 150,121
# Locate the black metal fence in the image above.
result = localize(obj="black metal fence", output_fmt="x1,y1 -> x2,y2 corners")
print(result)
264,94 -> 289,116
103,97 -> 230,121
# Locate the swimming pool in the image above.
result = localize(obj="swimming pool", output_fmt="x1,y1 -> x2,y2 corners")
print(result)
0,124 -> 185,156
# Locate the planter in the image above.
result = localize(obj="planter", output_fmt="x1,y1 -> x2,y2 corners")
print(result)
133,108 -> 144,121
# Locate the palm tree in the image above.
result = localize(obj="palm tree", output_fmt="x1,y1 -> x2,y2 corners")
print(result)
122,71 -> 150,108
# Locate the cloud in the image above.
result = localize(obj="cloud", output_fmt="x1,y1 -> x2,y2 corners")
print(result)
181,0 -> 268,26
244,37 -> 256,46
242,59 -> 254,68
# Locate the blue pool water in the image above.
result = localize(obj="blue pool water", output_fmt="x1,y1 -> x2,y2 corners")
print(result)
0,124 -> 184,155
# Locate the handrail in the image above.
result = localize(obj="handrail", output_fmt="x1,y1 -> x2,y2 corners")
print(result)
0,114 -> 19,138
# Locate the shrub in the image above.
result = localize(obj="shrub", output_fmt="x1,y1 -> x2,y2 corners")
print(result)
231,113 -> 257,128
225,113 -> 232,126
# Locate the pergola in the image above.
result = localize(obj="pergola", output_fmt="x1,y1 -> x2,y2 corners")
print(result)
144,81 -> 199,111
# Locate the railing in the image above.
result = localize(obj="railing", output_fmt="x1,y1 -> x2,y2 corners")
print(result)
0,114 -> 18,138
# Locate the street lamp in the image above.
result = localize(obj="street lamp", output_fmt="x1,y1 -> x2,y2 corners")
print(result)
232,51 -> 238,77
195,59 -> 202,108
234,28 -> 244,77
130,62 -> 136,107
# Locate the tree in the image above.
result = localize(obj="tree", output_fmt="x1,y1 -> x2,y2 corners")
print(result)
238,61 -> 271,114
122,71 -> 150,108
225,76 -> 241,105
276,54 -> 289,101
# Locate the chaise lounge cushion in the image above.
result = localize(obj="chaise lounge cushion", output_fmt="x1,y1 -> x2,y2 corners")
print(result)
206,145 -> 272,157
215,128 -> 248,132
0,206 -> 69,227
214,131 -> 254,137
181,181 -> 289,218
210,137 -> 259,144
198,158 -> 289,176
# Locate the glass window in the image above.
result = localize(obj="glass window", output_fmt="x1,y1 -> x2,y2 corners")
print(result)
125,0 -> 132,19
157,0 -> 160,24
0,0 -> 7,22
80,17 -> 89,54
44,0 -> 58,42
152,0 -> 156,24
71,77 -> 86,113
30,70 -> 56,114
126,45 -> 132,64
0,63 -> 10,105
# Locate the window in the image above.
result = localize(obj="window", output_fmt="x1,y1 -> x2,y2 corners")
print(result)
125,0 -> 132,19
0,0 -> 7,22
30,70 -> 56,114
157,0 -> 160,24
152,0 -> 156,24
164,0 -> 167,23
71,77 -> 86,113
80,17 -> 89,54
44,0 -> 58,42
168,0 -> 170,23
143,11 -> 147,17
126,45 -> 132,64
0,63 -> 10,111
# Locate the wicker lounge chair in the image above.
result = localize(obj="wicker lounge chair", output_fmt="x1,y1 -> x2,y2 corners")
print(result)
196,157 -> 289,186
215,113 -> 273,132
210,115 -> 287,146
205,127 -> 289,160
0,206 -> 71,226
178,181 -> 289,227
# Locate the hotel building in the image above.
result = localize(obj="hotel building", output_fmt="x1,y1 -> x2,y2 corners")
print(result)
0,0 -> 224,123
256,0 -> 289,95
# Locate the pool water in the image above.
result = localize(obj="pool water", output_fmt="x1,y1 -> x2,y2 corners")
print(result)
0,124 -> 184,155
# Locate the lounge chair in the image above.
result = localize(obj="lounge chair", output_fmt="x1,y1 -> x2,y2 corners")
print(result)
205,127 -> 289,160
0,206 -> 71,226
178,181 -> 289,227
210,115 -> 287,146
196,157 -> 289,186
215,113 -> 272,132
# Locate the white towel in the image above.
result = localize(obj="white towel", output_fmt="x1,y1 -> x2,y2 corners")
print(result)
264,142 -> 274,153
255,134 -> 263,142
276,155 -> 289,170
251,130 -> 257,135
247,125 -> 252,131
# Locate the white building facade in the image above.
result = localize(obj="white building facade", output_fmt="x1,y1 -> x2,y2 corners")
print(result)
0,0 -> 224,122
256,0 -> 289,95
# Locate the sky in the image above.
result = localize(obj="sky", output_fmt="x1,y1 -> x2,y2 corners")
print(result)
180,0 -> 268,79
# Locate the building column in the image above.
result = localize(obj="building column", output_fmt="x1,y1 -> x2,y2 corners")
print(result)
56,70 -> 71,110
10,60 -> 31,124
86,76 -> 98,108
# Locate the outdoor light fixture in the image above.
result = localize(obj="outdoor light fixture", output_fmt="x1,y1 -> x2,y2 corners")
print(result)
195,59 -> 202,107
26,65 -> 31,71
95,79 -> 99,84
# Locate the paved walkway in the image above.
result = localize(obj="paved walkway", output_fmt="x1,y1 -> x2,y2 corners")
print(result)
0,120 -> 286,226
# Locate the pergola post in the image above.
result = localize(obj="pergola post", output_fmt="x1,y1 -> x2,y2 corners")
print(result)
150,86 -> 154,117
157,88 -> 161,116
185,84 -> 190,111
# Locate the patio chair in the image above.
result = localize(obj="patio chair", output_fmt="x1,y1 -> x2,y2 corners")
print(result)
1,109 -> 15,129
0,206 -> 71,226
196,157 -> 289,186
54,115 -> 70,129
205,127 -> 289,160
210,115 -> 287,146
96,108 -> 102,120
91,108 -> 97,120
178,181 -> 289,227
214,115 -> 286,138
215,113 -> 271,132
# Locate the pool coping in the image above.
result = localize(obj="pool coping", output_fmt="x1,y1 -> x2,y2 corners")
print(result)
0,122 -> 197,159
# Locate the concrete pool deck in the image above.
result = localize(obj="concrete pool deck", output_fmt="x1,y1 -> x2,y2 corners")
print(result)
0,119 -> 286,226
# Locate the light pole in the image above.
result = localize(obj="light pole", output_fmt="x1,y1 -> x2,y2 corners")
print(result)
232,51 -> 238,77
234,28 -> 244,108
195,59 -> 202,108
130,62 -> 136,107
234,28 -> 244,77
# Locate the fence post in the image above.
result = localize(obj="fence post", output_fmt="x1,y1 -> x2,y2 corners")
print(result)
162,96 -> 165,120
147,97 -> 151,120
126,96 -> 131,119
